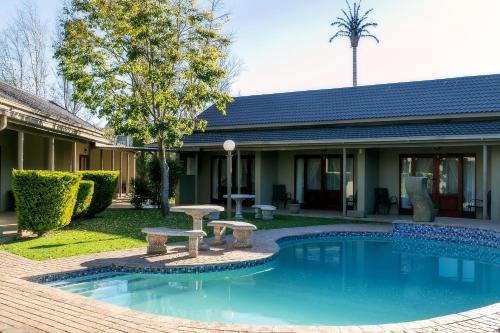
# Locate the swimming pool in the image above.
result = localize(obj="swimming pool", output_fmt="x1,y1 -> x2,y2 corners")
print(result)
47,234 -> 500,326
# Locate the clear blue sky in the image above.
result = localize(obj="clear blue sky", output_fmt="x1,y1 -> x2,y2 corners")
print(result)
2,0 -> 500,96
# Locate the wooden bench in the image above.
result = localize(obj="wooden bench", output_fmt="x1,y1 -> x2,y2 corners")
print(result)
252,205 -> 277,220
141,227 -> 206,257
207,221 -> 257,248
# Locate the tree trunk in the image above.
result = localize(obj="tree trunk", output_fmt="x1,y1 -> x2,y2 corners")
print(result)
158,140 -> 170,217
352,46 -> 358,87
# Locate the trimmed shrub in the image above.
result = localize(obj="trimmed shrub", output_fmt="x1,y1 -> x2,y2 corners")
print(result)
72,180 -> 95,219
130,178 -> 152,209
78,171 -> 119,217
12,170 -> 81,234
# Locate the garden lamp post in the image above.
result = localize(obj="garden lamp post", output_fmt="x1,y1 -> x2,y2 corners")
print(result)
223,139 -> 236,219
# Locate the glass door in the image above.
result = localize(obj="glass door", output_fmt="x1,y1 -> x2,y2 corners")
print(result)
299,155 -> 353,210
211,155 -> 255,203
400,154 -> 474,217
438,157 -> 461,217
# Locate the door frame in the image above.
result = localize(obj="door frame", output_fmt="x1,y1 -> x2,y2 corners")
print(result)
210,155 -> 255,204
295,154 -> 355,211
399,153 -> 476,218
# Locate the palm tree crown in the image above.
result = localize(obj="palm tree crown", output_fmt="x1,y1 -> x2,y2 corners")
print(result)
329,0 -> 379,86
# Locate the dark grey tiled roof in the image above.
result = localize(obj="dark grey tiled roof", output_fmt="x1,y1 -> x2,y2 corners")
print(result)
183,120 -> 500,146
0,81 -> 98,131
200,74 -> 500,128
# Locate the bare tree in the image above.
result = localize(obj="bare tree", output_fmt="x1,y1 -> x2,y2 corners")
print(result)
207,0 -> 243,94
0,2 -> 50,96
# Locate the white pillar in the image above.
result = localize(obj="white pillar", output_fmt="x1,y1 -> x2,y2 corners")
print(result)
126,153 -> 130,194
483,145 -> 488,220
72,142 -> 77,171
119,151 -> 123,197
17,131 -> 24,170
48,137 -> 55,171
237,150 -> 241,194
342,148 -> 347,217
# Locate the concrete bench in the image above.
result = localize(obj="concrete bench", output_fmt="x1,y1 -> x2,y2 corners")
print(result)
142,227 -> 206,257
207,221 -> 257,248
252,205 -> 277,220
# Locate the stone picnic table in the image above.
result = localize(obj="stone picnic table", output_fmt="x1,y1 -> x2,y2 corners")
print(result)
223,194 -> 256,219
170,205 -> 225,250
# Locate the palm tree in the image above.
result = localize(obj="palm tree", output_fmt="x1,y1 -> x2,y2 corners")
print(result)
329,0 -> 379,87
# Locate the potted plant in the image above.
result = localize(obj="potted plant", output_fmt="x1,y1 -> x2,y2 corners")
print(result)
288,199 -> 300,214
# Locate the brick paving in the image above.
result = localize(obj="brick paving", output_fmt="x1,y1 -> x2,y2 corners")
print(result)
0,224 -> 498,333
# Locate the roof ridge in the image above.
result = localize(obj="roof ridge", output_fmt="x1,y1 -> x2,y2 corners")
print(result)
229,73 -> 500,99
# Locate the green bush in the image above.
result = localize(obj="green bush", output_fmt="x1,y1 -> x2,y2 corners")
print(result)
72,180 -> 95,219
12,170 -> 81,234
130,178 -> 152,209
78,171 -> 119,217
147,155 -> 182,205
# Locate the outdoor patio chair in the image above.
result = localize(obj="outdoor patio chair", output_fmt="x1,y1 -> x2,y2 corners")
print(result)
374,188 -> 398,214
272,184 -> 292,208
465,191 -> 491,219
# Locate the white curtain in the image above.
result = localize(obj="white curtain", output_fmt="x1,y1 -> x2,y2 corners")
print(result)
307,158 -> 321,190
400,158 -> 412,209
463,157 -> 476,210
439,158 -> 458,194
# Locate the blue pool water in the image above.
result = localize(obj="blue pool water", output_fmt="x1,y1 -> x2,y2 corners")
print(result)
49,236 -> 500,325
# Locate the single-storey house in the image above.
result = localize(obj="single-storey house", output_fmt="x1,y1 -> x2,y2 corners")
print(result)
0,81 -> 140,213
177,74 -> 500,222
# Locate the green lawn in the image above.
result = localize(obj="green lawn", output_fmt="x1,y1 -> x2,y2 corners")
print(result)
0,209 -> 366,261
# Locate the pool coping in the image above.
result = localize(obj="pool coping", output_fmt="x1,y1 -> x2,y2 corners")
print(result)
0,222 -> 499,332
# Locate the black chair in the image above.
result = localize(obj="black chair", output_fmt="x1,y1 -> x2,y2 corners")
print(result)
272,184 -> 291,208
374,188 -> 398,214
465,191 -> 491,218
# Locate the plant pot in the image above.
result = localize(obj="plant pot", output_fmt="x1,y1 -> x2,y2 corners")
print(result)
288,203 -> 300,214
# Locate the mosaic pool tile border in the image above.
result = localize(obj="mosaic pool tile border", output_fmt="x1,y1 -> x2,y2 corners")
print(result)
393,222 -> 500,248
33,226 -> 500,284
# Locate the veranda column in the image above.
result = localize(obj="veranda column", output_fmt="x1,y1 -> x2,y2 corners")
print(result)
342,148 -> 347,217
111,150 -> 115,170
119,151 -> 123,197
48,137 -> 55,171
237,150 -> 241,194
17,131 -> 24,170
71,142 -> 77,171
483,145 -> 488,220
126,153 -> 130,194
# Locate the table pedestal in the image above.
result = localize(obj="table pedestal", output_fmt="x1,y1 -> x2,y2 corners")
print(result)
190,212 -> 210,251
234,199 -> 244,219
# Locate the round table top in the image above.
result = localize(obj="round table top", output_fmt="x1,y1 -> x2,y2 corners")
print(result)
171,205 -> 225,213
223,194 -> 256,200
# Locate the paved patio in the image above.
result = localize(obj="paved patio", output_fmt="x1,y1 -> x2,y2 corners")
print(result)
0,223 -> 499,333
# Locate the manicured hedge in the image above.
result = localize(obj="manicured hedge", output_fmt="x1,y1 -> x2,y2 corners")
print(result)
72,180 -> 95,219
78,171 -> 119,217
12,170 -> 81,234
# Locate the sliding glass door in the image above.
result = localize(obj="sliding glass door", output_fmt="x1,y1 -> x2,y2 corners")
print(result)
211,155 -> 255,203
400,155 -> 475,217
296,155 -> 354,210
